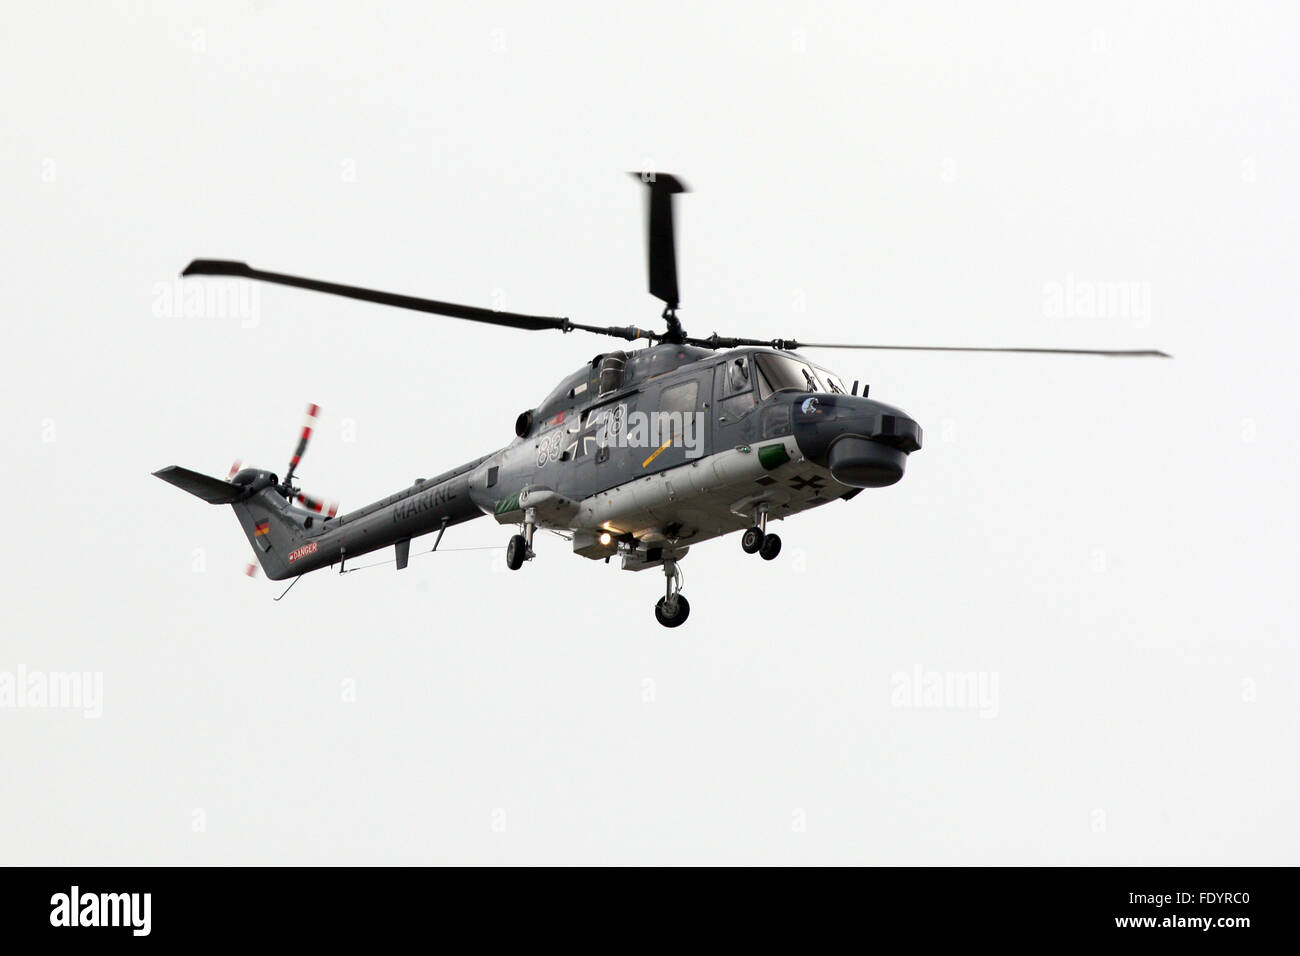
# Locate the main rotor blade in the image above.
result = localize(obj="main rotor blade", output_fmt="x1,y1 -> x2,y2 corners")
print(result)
629,173 -> 688,310
181,259 -> 657,344
792,343 -> 1172,358
684,332 -> 1169,357
181,259 -> 570,331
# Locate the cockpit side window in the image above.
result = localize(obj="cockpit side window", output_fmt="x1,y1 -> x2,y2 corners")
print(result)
726,356 -> 751,394
754,354 -> 821,399
717,356 -> 756,425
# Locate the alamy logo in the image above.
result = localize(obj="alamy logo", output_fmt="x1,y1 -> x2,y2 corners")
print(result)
1042,273 -> 1151,326
152,277 -> 260,328
0,666 -> 102,719
890,666 -> 1000,719
50,886 -> 151,936
592,404 -> 706,459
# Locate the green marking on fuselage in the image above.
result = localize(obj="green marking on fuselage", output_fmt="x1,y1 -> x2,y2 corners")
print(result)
757,442 -> 790,471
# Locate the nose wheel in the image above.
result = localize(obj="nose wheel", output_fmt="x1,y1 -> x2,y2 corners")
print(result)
654,557 -> 690,627
741,505 -> 782,561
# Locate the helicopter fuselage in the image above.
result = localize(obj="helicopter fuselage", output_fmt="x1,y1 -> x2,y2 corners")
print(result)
234,342 -> 922,580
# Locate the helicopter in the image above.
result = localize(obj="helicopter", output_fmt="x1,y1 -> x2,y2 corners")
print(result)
154,173 -> 1168,627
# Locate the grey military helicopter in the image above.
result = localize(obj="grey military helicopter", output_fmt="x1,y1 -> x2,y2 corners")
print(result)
155,173 -> 1168,626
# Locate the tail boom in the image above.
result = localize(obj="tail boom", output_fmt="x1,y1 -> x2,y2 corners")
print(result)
155,458 -> 490,581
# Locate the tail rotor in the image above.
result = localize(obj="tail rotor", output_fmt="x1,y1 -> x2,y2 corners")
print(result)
246,401 -> 338,579
156,402 -> 342,584
274,402 -> 339,517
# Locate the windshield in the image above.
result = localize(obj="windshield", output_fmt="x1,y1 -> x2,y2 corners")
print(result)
814,364 -> 847,394
754,354 -> 822,398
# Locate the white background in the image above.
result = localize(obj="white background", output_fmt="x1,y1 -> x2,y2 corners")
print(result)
1,1 -> 1296,864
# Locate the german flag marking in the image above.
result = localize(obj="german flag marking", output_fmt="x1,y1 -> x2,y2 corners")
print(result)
254,521 -> 270,537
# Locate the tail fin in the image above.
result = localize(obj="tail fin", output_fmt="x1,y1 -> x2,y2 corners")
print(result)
230,491 -> 317,580
152,466 -> 243,504
154,465 -> 320,580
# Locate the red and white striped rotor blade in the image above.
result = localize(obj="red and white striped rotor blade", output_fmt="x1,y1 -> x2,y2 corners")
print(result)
296,492 -> 339,518
228,459 -> 243,480
284,403 -> 320,484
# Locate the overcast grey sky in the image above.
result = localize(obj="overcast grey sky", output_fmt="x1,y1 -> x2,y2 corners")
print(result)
1,1 -> 1296,864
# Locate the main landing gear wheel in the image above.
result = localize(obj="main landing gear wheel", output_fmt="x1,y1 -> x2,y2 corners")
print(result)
745,505 -> 773,558
655,594 -> 691,627
759,533 -> 782,561
505,534 -> 527,570
654,556 -> 689,628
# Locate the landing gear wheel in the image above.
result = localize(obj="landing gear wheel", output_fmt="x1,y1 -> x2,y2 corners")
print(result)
741,526 -> 764,554
505,534 -> 527,571
759,533 -> 782,561
655,594 -> 691,628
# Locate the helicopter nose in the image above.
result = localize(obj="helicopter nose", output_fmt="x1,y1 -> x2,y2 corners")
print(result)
792,395 -> 923,488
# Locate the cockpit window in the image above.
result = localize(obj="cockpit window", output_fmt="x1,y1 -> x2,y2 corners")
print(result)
754,354 -> 822,399
814,366 -> 846,394
727,357 -> 750,393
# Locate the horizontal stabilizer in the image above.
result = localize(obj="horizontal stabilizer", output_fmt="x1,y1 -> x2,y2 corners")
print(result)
153,465 -> 244,504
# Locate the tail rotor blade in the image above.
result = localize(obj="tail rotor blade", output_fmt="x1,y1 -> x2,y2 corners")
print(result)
228,459 -> 243,480
296,492 -> 339,518
284,403 -> 319,488
275,403 -> 336,514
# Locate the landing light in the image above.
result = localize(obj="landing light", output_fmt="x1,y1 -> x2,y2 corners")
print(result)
599,532 -> 612,546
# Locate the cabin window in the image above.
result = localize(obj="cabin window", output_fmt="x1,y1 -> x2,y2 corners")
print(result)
720,392 -> 756,421
659,380 -> 698,416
